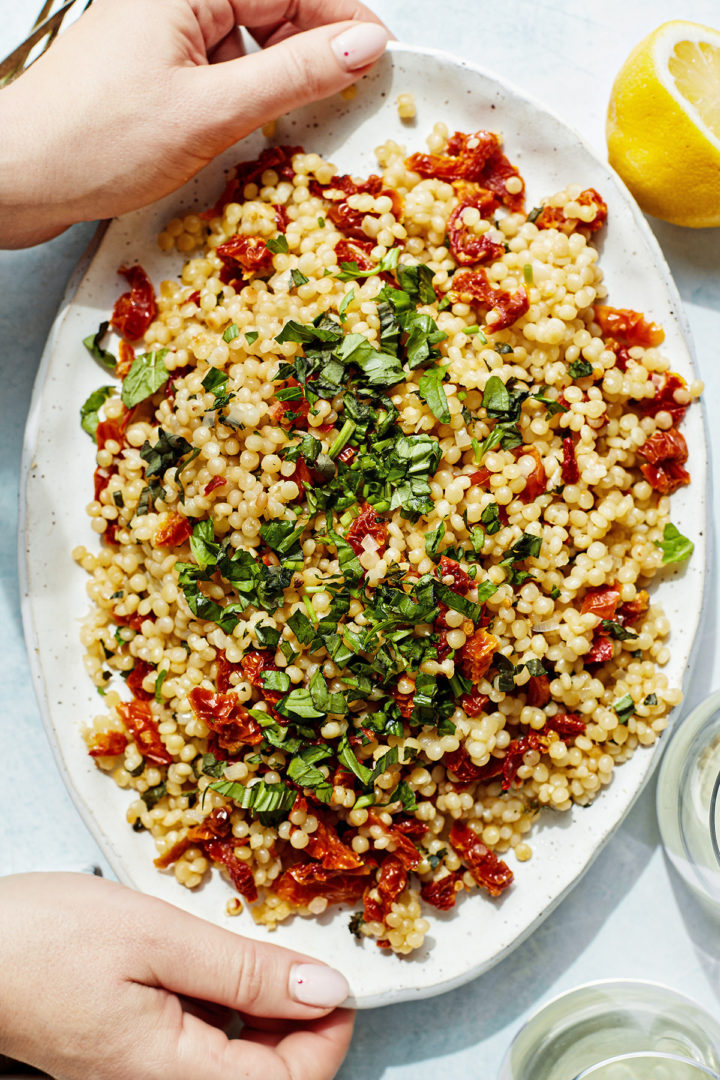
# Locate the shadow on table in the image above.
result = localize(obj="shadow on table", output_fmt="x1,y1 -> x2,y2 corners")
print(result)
665,858 -> 720,997
340,784 -> 659,1079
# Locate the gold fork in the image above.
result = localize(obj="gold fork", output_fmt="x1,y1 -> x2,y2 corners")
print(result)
0,0 -> 93,87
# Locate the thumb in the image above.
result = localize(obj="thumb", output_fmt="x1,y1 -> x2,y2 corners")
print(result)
138,897 -> 350,1020
192,20 -> 390,138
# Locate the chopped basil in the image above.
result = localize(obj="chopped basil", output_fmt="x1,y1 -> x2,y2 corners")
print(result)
523,264 -> 533,283
207,778 -> 296,815
80,385 -> 114,441
337,247 -> 400,282
190,519 -> 219,568
261,669 -> 291,694
462,326 -> 487,342
290,268 -> 309,288
418,364 -> 451,424
425,522 -> 446,558
655,522 -> 693,565
613,693 -> 636,724
600,620 -> 639,641
480,502 -> 501,535
245,330 -> 259,344
154,669 -> 168,702
569,358 -> 593,379
338,287 -> 355,323
121,350 -> 170,408
494,342 -> 513,355
201,753 -> 226,778
266,234 -> 289,254
140,429 -> 194,477
528,206 -> 543,223
83,321 -> 116,371
222,322 -> 240,343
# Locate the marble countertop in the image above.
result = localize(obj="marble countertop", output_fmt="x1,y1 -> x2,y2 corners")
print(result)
1,1 -> 719,1076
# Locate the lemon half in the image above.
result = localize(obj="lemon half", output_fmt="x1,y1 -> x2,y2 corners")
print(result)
607,20 -> 720,228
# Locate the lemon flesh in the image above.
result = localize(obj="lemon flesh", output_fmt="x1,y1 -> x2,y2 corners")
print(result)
607,20 -> 720,228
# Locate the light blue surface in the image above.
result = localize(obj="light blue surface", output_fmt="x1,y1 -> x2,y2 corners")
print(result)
1,1 -> 720,1077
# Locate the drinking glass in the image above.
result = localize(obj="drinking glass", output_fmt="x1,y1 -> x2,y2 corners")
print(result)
574,1051 -> 720,1079
656,690 -> 720,907
498,980 -> 720,1080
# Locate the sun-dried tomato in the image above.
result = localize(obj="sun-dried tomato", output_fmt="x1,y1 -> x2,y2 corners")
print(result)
501,733 -> 548,790
203,476 -> 226,496
367,811 -> 421,870
514,445 -> 546,503
449,268 -> 529,330
217,234 -> 274,278
449,821 -> 513,895
581,584 -> 621,620
527,674 -> 551,708
561,436 -> 580,485
87,730 -> 128,758
468,466 -> 492,487
271,377 -> 312,431
536,188 -> 607,234
96,410 -> 131,452
93,467 -> 114,502
275,861 -> 371,908
634,372 -> 688,425
112,608 -> 154,633
335,236 -> 374,269
303,820 -> 364,871
187,687 -> 262,753
346,502 -> 388,557
444,745 -> 487,783
457,629 -> 498,683
110,265 -> 157,341
363,854 -> 408,922
639,426 -> 690,494
420,870 -> 465,911
116,339 -> 135,379
585,634 -> 614,665
447,201 -> 505,266
240,649 -> 281,704
315,173 -> 402,240
618,590 -> 649,625
203,838 -> 258,901
200,146 -> 303,220
214,650 -> 242,692
639,427 -> 688,466
390,680 -> 415,720
393,816 -> 429,840
155,512 -> 192,549
336,445 -> 356,465
275,205 -> 289,231
437,555 -> 473,595
460,688 -> 490,718
594,305 -> 664,348
117,699 -> 172,765
126,658 -> 155,701
407,131 -> 525,210
545,712 -> 586,740
290,455 -> 316,492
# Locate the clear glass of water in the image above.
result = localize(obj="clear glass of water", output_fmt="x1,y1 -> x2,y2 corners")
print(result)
498,980 -> 720,1080
574,1051 -> 720,1079
656,690 -> 720,907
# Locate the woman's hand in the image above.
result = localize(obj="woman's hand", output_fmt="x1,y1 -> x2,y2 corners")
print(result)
0,872 -> 354,1079
0,0 -> 390,247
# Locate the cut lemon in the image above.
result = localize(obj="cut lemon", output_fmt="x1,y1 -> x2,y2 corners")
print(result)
607,20 -> 720,227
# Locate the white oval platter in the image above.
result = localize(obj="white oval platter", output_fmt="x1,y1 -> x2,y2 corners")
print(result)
20,41 -> 708,1008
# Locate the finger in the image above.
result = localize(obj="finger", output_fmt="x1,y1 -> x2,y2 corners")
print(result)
209,25 -> 246,63
248,20 -> 299,48
189,18 -> 389,137
187,0 -> 390,52
137,898 -> 349,1020
172,1008 -> 355,1080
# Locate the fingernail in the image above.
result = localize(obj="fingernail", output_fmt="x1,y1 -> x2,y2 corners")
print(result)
289,963 -> 350,1007
331,22 -> 389,72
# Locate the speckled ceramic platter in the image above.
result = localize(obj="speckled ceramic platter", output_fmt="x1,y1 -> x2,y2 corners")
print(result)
20,42 -> 707,1008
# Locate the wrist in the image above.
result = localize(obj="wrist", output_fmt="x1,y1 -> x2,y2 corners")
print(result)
0,82 -> 75,248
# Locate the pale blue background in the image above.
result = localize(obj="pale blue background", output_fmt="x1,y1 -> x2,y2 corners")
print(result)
1,1 -> 720,1076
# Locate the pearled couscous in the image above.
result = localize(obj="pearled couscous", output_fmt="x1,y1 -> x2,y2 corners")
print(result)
76,124 -> 700,956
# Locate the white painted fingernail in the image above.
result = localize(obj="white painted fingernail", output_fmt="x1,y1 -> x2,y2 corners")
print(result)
331,22 -> 389,71
289,963 -> 349,1007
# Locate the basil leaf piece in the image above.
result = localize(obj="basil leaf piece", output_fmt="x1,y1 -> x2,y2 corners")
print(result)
80,385 -> 114,441
261,670 -> 291,693
655,522 -> 694,565
482,375 -> 511,416
255,624 -> 281,649
154,669 -> 168,702
418,364 -> 451,424
600,620 -> 639,641
613,693 -> 636,724
83,321 -> 116,370
287,609 -> 316,645
425,522 -> 446,558
266,234 -> 289,254
480,502 -> 501,535
246,331 -> 259,344
190,519 -> 219,569
338,287 -> 355,323
201,753 -> 226,778
569,358 -> 593,379
208,778 -> 296,814
290,268 -> 309,288
222,323 -> 240,343
396,263 -> 437,304
121,350 -> 170,408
